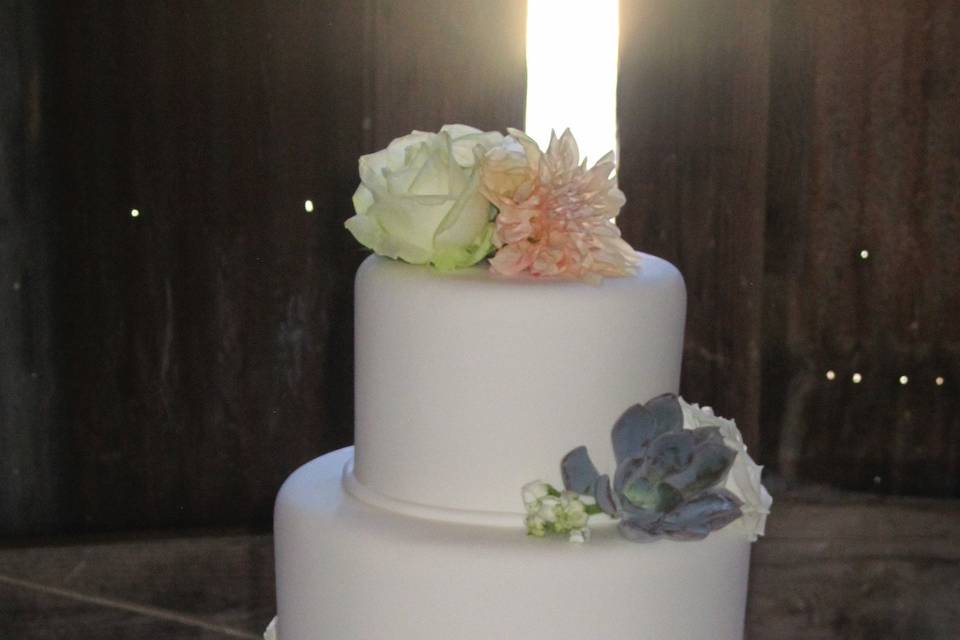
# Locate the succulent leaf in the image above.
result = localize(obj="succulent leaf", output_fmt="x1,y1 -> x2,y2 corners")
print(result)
561,446 -> 600,494
617,502 -> 662,529
643,431 -> 696,482
613,455 -> 644,493
663,438 -> 737,498
662,527 -> 710,541
622,476 -> 683,513
715,487 -> 744,508
660,489 -> 743,536
618,518 -> 662,542
645,393 -> 684,433
620,475 -> 655,509
689,425 -> 723,446
593,474 -> 619,516
611,403 -> 669,464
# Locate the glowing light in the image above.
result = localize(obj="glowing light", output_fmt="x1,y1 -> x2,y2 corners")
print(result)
12,281 -> 21,291
859,249 -> 869,259
130,209 -> 140,218
899,375 -> 909,385
852,372 -> 863,384
304,200 -> 314,213
525,0 -> 619,164
935,376 -> 945,386
825,370 -> 836,381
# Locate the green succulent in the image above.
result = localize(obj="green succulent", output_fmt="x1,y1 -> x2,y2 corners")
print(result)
561,393 -> 742,542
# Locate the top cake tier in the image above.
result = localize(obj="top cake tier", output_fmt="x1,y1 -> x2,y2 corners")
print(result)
352,254 -> 686,515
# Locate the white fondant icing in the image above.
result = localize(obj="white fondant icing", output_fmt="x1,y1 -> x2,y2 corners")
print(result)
275,448 -> 750,640
343,457 -> 525,528
274,254 -> 757,639
353,254 -> 686,513
345,455 -> 619,530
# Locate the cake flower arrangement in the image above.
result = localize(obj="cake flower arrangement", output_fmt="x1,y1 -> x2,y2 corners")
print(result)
343,124 -> 771,545
344,124 -> 639,282
523,394 -> 772,543
263,127 -> 771,639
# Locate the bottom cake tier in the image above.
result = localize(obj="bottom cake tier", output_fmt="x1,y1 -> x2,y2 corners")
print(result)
274,447 -> 751,640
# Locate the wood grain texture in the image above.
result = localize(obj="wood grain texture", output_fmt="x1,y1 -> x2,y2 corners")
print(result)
747,496 -> 960,639
1,0 -> 527,535
763,0 -> 960,496
617,0 -> 771,450
0,582 -> 251,640
0,0 -> 63,534
0,531 -> 274,635
4,0 -> 957,544
365,0 -> 527,150
45,0 -> 366,535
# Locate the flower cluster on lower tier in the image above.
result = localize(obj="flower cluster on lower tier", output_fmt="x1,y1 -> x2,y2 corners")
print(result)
521,481 -> 598,543
523,394 -> 772,544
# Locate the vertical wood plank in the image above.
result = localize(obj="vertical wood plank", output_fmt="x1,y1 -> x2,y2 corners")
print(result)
0,0 -> 62,534
45,0 -> 370,533
617,0 -> 771,450
367,0 -> 527,149
3,0 -> 527,535
765,0 -> 960,495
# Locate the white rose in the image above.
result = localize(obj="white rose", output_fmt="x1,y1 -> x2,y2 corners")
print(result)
679,398 -> 772,541
345,124 -> 503,270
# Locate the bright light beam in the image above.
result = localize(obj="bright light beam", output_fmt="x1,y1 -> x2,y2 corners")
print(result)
525,0 -> 620,164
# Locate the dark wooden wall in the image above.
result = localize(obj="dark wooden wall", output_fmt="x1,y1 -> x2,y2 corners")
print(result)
1,0 -> 61,533
763,0 -> 960,496
618,0 -> 959,497
618,0 -> 771,451
2,0 -> 958,537
0,0 -> 525,537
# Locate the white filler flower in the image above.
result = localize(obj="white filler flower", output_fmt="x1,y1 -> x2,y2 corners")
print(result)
679,398 -> 772,540
522,480 -> 594,543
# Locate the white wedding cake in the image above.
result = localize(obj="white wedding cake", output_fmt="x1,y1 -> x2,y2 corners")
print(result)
269,125 -> 770,640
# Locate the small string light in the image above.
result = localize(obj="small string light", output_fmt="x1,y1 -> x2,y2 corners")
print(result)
935,376 -> 945,386
825,370 -> 836,381
899,375 -> 909,385
852,372 -> 863,384
304,200 -> 314,213
130,208 -> 140,218
859,249 -> 869,259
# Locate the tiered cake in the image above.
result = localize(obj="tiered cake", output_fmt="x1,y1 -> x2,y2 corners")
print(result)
270,125 -> 769,640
